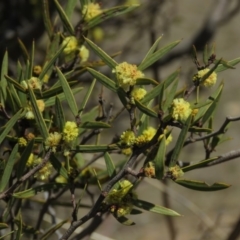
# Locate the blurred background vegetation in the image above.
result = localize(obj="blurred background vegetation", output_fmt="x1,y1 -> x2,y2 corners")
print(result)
1,0 -> 240,239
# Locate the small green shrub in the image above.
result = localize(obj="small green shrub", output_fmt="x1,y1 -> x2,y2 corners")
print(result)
0,1 -> 240,239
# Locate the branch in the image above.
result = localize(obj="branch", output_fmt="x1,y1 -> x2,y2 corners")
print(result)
0,150 -> 52,200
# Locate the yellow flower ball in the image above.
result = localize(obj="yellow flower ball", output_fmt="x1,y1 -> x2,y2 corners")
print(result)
120,130 -> 136,146
142,127 -> 156,142
79,45 -> 89,63
62,36 -> 78,55
18,137 -> 27,147
194,68 -> 217,87
131,88 -> 147,101
171,98 -> 192,122
45,132 -> 62,152
82,3 -> 102,21
36,100 -> 45,112
63,121 -> 79,143
113,62 -> 144,90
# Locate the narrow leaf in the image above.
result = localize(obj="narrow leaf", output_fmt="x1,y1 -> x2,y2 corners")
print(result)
29,41 -> 35,79
65,0 -> 78,19
44,87 -> 83,107
79,79 -> 96,116
79,121 -> 111,129
76,144 -> 119,153
203,44 -> 208,65
141,35 -> 163,65
50,154 -> 69,180
0,144 -> 19,191
0,109 -> 26,145
55,97 -> 65,132
215,57 -> 240,72
83,5 -> 139,31
17,140 -> 35,179
141,69 -> 179,104
136,77 -> 158,86
4,75 -> 26,93
53,0 -> 74,35
0,223 -> 8,229
201,83 -> 223,125
135,100 -> 158,118
40,83 -> 81,99
15,212 -> 22,240
84,37 -> 118,69
104,152 -> 116,178
87,67 -> 117,92
56,67 -> 78,116
28,87 -> 49,139
0,51 -> 8,106
181,157 -> 218,172
154,137 -> 166,180
13,183 -> 68,199
138,40 -> 181,71
40,219 -> 68,240
42,0 -> 53,38
175,179 -> 231,191
18,38 -> 29,60
170,115 -> 192,167
39,40 -> 66,81
162,78 -> 179,112
133,199 -> 180,216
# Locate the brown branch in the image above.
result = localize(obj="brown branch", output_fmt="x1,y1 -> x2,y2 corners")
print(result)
0,150 -> 52,200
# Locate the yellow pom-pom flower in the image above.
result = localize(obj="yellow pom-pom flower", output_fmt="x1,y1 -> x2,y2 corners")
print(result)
36,100 -> 45,112
194,68 -> 217,88
167,165 -> 184,180
82,3 -> 102,21
79,45 -> 89,63
18,137 -> 27,147
135,127 -> 156,146
45,132 -> 62,152
62,36 -> 78,55
33,65 -> 42,76
63,121 -> 79,143
120,130 -> 136,146
112,62 -> 144,90
143,127 -> 156,141
121,147 -> 132,156
131,87 -> 147,101
171,98 -> 192,122
34,158 -> 53,181
21,77 -> 42,90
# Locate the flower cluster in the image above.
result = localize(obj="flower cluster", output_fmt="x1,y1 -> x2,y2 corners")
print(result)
143,161 -> 156,178
63,121 -> 79,143
82,3 -> 102,21
113,62 -> 144,90
79,45 -> 89,63
33,158 -> 53,181
25,100 -> 45,120
131,87 -> 147,101
21,77 -> 42,90
45,132 -> 62,152
120,130 -> 136,147
171,98 -> 192,122
104,180 -> 137,217
62,36 -> 78,55
135,127 -> 156,146
193,68 -> 217,88
18,137 -> 27,147
167,165 -> 184,180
